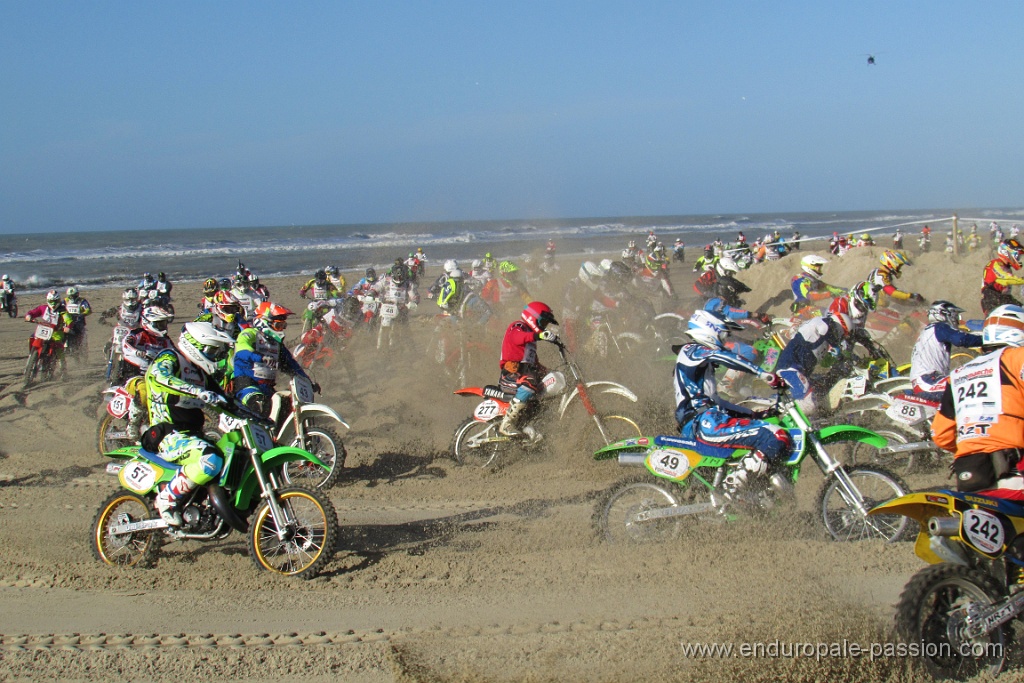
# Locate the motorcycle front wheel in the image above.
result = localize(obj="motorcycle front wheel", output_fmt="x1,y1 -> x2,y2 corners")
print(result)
595,473 -> 707,543
895,563 -> 1007,680
97,412 -> 136,456
817,465 -> 910,542
282,427 -> 346,489
248,486 -> 337,579
23,348 -> 39,384
450,417 -> 508,468
92,490 -> 161,568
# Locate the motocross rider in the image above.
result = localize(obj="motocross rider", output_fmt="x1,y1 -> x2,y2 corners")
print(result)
121,306 -> 175,434
122,306 -> 176,378
692,245 -> 718,273
427,260 -> 460,301
139,272 -> 158,300
145,321 -> 234,526
24,289 -> 74,379
0,274 -> 15,312
368,261 -> 419,322
980,239 -> 1024,315
300,268 -> 342,302
868,250 -> 924,306
909,301 -> 982,402
100,288 -> 144,329
498,301 -> 561,440
775,303 -> 879,415
325,265 -> 345,293
346,268 -> 380,326
232,301 -> 316,416
63,286 -> 92,356
933,305 -> 1024,500
194,290 -> 243,339
790,255 -> 844,314
673,310 -> 788,496
155,272 -> 173,305
198,278 -> 220,314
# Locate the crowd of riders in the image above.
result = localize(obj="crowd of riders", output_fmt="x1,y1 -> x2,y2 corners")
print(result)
24,218 -> 1024,519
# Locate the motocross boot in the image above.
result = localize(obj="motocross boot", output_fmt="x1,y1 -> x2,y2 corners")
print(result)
154,470 -> 197,527
499,398 -> 527,437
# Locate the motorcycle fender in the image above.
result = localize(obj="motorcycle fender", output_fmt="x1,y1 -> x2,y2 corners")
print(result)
103,445 -> 143,460
233,446 -> 328,509
869,492 -> 959,564
295,403 -> 350,431
559,381 -> 638,418
816,424 -> 888,449
593,436 -> 655,461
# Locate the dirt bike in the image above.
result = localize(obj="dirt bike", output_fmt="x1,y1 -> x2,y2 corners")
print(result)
450,339 -> 642,468
293,305 -> 354,371
104,324 -> 134,386
93,400 -> 338,578
263,374 -> 349,489
24,321 -> 64,385
1,287 -> 18,317
593,387 -> 911,544
869,489 -> 1024,679
97,378 -> 148,456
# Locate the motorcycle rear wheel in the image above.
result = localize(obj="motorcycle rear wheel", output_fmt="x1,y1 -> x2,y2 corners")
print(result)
92,490 -> 161,568
895,563 -> 1007,680
595,473 -> 710,543
248,486 -> 337,579
450,417 -> 508,468
282,427 -> 346,489
98,412 -> 136,456
817,465 -> 911,542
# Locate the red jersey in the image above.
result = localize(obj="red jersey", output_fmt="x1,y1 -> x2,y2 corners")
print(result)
500,320 -> 539,365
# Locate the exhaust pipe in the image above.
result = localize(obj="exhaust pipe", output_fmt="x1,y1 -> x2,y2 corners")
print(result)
618,453 -> 646,467
928,516 -> 960,537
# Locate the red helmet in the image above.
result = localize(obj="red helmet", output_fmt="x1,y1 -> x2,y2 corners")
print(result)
522,301 -> 558,333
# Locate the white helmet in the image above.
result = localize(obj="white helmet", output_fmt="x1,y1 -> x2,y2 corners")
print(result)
800,255 -> 828,280
983,304 -> 1024,348
443,259 -> 458,274
1,274 -> 8,282
686,310 -> 741,348
141,306 -> 174,338
578,261 -> 604,291
715,256 -> 740,277
176,321 -> 234,375
449,269 -> 463,279
599,259 -> 613,273
471,259 -> 482,270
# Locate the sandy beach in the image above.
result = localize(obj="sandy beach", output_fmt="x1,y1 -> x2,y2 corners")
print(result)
0,244 -> 993,682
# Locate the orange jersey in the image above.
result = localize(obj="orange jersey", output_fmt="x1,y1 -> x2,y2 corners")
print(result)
932,346 -> 1024,457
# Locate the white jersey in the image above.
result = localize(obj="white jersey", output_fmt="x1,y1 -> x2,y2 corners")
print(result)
910,324 -> 950,383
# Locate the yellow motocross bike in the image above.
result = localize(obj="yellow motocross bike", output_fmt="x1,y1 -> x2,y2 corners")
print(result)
871,488 -> 1024,679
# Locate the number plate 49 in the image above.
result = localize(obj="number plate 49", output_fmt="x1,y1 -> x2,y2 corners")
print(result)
645,448 -> 696,482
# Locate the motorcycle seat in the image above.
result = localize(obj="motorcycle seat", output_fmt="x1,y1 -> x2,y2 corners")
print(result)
654,434 -> 737,459
483,385 -> 515,401
136,448 -> 181,472
897,391 -> 940,408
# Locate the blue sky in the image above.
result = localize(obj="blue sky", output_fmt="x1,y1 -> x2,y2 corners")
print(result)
2,1 -> 1022,234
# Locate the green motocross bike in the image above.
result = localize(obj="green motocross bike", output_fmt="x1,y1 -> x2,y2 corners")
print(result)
93,402 -> 338,579
593,389 -> 911,543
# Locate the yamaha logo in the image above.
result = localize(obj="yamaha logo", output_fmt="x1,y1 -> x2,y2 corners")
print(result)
959,472 -> 973,481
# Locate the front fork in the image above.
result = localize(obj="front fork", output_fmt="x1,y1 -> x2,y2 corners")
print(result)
807,433 -> 872,517
250,451 -> 294,542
